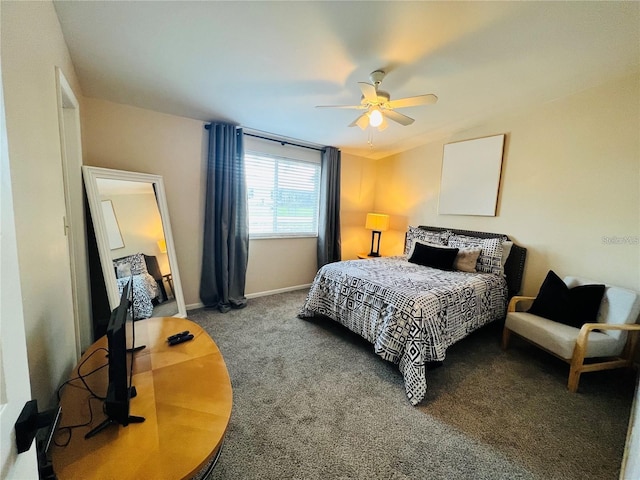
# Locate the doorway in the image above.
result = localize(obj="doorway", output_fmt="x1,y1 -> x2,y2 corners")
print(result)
55,67 -> 92,355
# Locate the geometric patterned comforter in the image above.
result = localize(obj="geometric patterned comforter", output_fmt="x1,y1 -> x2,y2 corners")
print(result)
299,257 -> 508,405
116,273 -> 159,320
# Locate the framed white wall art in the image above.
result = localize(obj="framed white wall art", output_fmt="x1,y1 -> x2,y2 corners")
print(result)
438,134 -> 505,216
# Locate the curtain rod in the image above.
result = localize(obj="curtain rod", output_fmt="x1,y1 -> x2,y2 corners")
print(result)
243,132 -> 326,153
205,124 -> 326,152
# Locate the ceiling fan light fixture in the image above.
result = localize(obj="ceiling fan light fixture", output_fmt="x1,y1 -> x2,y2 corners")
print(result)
318,70 -> 437,134
368,107 -> 383,128
377,114 -> 388,132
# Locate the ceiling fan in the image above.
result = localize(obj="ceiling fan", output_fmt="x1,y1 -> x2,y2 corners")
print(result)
316,70 -> 438,131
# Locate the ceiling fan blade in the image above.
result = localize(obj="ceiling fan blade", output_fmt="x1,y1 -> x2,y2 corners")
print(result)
358,82 -> 378,104
348,114 -> 369,131
384,109 -> 415,126
316,104 -> 364,109
387,94 -> 438,109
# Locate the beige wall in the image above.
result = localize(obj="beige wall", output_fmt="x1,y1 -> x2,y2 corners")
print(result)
82,98 -> 206,306
375,72 -> 640,295
82,71 -> 640,308
82,99 -> 367,305
245,237 -> 317,295
340,152 -> 379,260
1,1 -> 85,407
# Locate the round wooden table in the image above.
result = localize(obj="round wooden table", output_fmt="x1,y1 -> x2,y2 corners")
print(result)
51,317 -> 232,479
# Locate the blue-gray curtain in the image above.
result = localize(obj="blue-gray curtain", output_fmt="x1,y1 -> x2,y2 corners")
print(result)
200,123 -> 249,312
317,146 -> 341,268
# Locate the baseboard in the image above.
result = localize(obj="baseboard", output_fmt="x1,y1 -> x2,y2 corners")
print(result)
186,302 -> 205,311
186,284 -> 311,312
246,284 -> 311,299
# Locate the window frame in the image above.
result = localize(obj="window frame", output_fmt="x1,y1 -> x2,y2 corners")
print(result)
244,148 -> 321,240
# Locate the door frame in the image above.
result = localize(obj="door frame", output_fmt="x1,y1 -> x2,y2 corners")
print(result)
55,67 -> 92,356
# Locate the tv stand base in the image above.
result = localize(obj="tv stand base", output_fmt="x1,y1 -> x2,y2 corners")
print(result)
84,415 -> 145,439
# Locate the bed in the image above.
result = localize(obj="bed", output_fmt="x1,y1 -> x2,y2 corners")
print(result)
113,253 -> 164,319
299,226 -> 527,405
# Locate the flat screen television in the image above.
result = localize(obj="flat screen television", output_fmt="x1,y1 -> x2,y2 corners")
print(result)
85,280 -> 145,439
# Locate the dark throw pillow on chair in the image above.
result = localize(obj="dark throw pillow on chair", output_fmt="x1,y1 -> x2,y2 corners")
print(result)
528,270 -> 568,321
408,242 -> 459,271
528,270 -> 605,328
568,284 -> 607,326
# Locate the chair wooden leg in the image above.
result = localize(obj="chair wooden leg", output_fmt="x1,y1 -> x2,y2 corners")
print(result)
501,327 -> 511,350
568,341 -> 587,393
568,365 -> 581,393
623,330 -> 640,361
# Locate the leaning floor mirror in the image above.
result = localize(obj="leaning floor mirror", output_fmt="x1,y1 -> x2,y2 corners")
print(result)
83,166 -> 186,330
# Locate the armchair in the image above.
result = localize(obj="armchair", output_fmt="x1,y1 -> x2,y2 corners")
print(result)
502,276 -> 640,392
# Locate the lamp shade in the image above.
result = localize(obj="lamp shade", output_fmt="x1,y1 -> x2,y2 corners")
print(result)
365,213 -> 389,232
157,239 -> 167,253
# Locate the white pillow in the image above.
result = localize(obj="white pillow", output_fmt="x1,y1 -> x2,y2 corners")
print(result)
501,241 -> 513,276
116,263 -> 132,279
454,247 -> 482,273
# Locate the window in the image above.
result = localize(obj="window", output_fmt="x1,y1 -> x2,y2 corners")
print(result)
244,137 -> 321,238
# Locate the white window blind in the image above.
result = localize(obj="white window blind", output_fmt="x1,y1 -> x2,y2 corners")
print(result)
244,137 -> 321,238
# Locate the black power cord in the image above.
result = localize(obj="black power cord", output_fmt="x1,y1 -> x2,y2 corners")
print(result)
53,347 -> 110,447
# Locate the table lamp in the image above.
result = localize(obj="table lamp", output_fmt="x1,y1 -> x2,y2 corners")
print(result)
365,213 -> 390,257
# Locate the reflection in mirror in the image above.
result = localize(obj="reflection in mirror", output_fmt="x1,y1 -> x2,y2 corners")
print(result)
101,199 -> 125,249
82,167 -> 186,331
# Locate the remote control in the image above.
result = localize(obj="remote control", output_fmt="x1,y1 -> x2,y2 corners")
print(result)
168,334 -> 194,346
167,330 -> 190,342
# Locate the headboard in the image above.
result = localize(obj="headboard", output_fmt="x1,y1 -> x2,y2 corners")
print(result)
417,226 -> 527,298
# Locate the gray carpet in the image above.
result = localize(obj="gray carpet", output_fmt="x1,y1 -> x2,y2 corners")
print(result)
187,290 -> 635,480
152,298 -> 178,317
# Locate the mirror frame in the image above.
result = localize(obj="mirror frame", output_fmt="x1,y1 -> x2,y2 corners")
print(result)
82,166 -> 186,318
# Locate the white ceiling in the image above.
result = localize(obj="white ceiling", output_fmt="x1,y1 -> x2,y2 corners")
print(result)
53,1 -> 639,159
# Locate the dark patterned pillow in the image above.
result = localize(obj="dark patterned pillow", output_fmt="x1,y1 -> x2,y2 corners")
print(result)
447,234 -> 506,275
404,226 -> 451,255
113,253 -> 148,277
